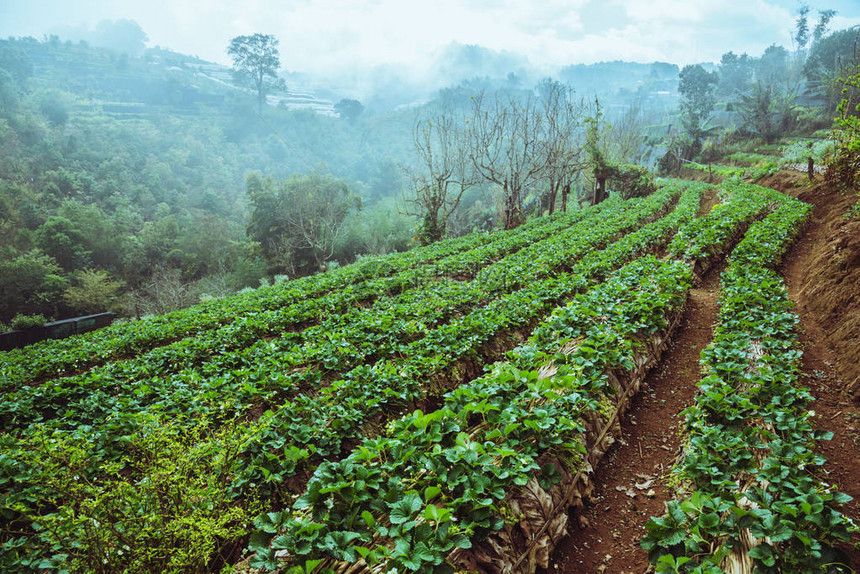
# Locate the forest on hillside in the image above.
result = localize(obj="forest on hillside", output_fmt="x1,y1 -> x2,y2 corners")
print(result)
0,14 -> 858,330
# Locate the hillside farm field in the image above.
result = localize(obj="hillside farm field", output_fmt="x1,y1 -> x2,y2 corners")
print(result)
1,176 -> 857,573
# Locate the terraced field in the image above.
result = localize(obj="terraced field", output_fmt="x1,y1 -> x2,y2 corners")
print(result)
0,177 -> 855,573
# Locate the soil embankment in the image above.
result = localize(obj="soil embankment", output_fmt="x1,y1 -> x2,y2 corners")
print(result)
764,170 -> 860,567
549,190 -> 723,573
549,173 -> 860,571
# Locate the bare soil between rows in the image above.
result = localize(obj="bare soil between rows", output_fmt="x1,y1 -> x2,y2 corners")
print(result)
545,173 -> 860,572
546,258 -> 723,574
767,170 -> 860,569
543,188 -> 721,573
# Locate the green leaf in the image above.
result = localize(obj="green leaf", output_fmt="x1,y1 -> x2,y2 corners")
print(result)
833,491 -> 853,504
749,543 -> 777,567
389,493 -> 422,524
424,485 -> 441,502
425,504 -> 452,523
361,510 -> 375,528
699,512 -> 720,530
768,522 -> 793,542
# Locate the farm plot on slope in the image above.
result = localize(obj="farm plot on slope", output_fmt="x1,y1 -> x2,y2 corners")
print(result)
1,184 -> 683,572
246,180 -> 853,574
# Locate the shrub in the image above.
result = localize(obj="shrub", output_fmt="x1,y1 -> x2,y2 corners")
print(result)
5,417 -> 260,572
608,164 -> 657,199
9,313 -> 47,330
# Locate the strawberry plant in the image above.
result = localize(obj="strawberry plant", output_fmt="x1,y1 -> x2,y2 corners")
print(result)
643,185 -> 855,572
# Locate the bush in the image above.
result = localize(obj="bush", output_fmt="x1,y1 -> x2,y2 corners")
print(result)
6,417 -> 260,572
608,164 -> 656,199
826,55 -> 860,192
9,313 -> 47,330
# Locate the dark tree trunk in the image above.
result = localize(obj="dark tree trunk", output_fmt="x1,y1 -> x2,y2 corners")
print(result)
547,182 -> 559,215
593,171 -> 607,205
503,183 -> 524,230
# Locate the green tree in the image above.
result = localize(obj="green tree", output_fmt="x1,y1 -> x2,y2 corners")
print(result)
738,81 -> 796,143
827,48 -> 860,192
227,34 -> 283,114
0,250 -> 68,322
794,4 -> 812,51
91,19 -> 149,57
804,28 -> 859,108
757,44 -> 790,88
56,200 -> 120,270
0,45 -> 34,84
35,216 -> 91,271
678,64 -> 719,141
39,92 -> 69,128
812,10 -> 837,45
334,98 -> 364,121
246,171 -> 361,275
0,69 -> 19,116
63,268 -> 125,314
718,51 -> 753,98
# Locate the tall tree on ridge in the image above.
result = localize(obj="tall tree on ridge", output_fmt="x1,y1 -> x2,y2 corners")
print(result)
228,33 -> 283,114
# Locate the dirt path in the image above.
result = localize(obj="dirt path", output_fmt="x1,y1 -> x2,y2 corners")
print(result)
775,175 -> 860,568
548,262 -> 722,574
547,176 -> 860,572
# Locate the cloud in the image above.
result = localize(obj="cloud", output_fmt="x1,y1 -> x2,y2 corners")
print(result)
2,0 -> 859,75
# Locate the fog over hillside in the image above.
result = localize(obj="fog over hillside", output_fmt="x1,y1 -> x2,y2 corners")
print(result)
3,0 -> 860,99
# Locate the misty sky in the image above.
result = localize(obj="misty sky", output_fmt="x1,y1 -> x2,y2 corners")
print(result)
3,0 -> 860,76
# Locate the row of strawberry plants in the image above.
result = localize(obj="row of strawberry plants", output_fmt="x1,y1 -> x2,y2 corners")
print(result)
667,178 -> 779,265
0,200 -> 626,434
239,181 -> 711,569
642,186 -> 856,572
228,182 -> 685,495
247,179 -> 800,572
5,200 -> 604,395
431,202 -> 613,278
0,279 -> 481,432
248,254 -> 696,572
0,184 -> 693,571
0,208 -> 584,386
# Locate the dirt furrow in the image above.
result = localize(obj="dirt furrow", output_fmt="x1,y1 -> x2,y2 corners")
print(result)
542,186 -> 723,574
547,263 -> 722,574
773,173 -> 860,568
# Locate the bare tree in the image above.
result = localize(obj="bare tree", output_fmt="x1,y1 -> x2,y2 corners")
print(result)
280,174 -> 359,272
606,102 -> 649,165
536,80 -> 586,214
468,91 -> 545,229
403,109 -> 476,244
133,266 -> 195,317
